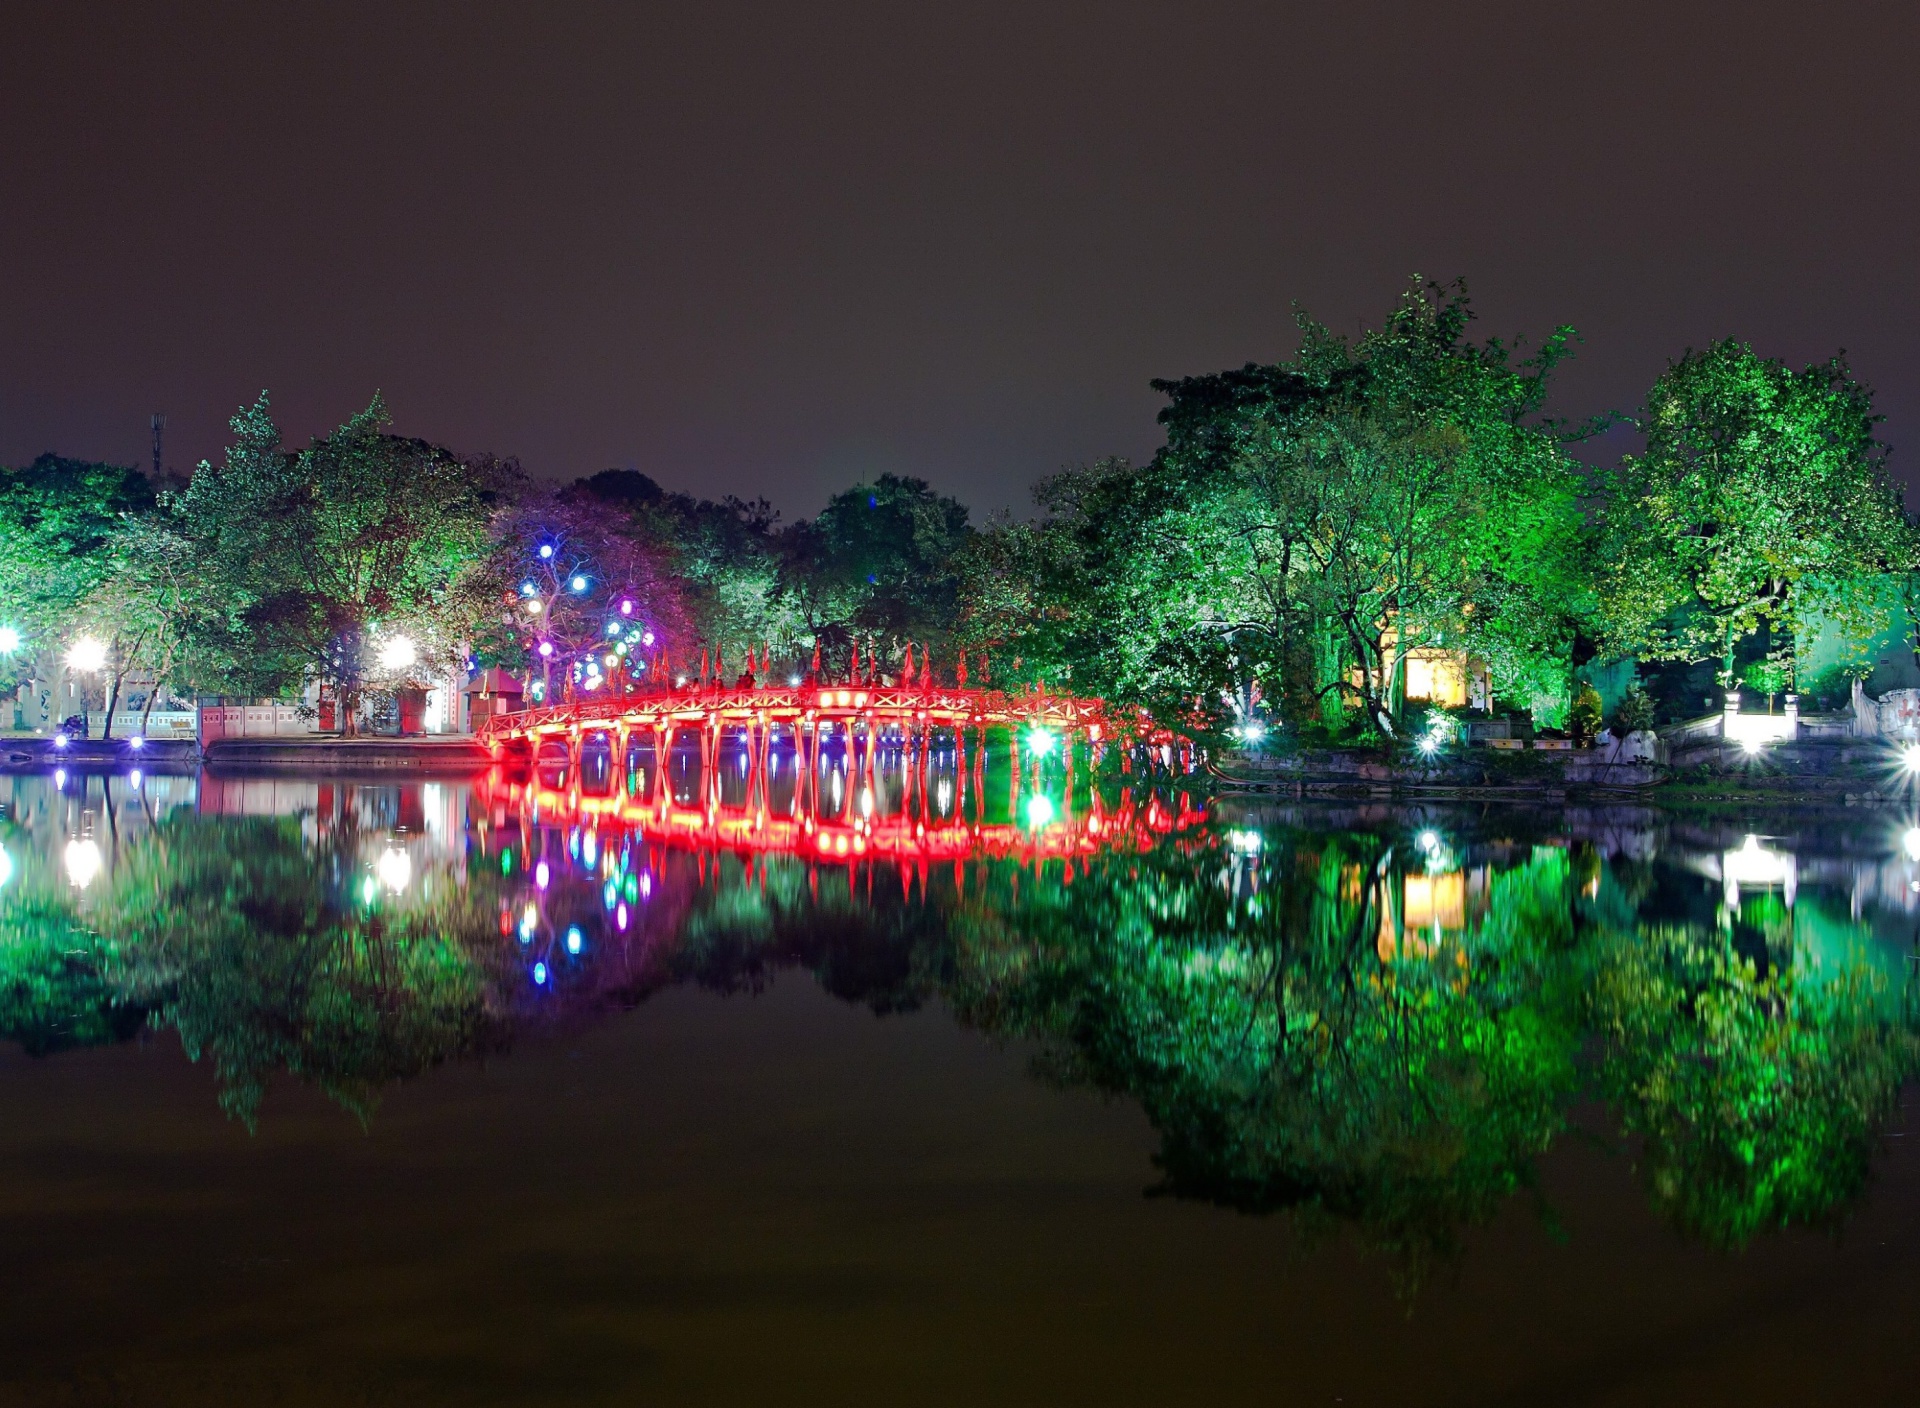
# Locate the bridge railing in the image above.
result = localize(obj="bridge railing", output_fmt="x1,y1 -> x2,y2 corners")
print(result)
476,683 -> 1160,747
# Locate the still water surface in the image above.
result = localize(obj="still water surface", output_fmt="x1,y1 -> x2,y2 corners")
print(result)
2,758 -> 1919,1405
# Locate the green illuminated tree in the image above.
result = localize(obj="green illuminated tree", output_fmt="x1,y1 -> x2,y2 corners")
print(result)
1600,342 -> 1913,686
790,474 -> 973,670
0,453 -> 156,697
1029,281 -> 1589,736
174,393 -> 498,731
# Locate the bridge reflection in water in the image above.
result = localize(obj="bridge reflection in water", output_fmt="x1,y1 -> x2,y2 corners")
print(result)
11,765 -> 1920,1273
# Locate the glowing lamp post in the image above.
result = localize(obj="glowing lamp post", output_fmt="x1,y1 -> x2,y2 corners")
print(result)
63,636 -> 108,739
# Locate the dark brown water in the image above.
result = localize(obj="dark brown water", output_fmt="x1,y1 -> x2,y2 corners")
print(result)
2,765 -> 1918,1405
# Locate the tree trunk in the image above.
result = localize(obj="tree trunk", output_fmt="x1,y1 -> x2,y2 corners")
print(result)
100,672 -> 123,739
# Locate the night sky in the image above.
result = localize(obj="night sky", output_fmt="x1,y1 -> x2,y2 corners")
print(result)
5,2 -> 1917,516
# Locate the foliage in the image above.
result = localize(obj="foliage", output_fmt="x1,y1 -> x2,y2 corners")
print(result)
475,486 -> 693,700
1021,282 -> 1589,736
787,474 -> 973,671
1609,685 -> 1656,734
1569,683 -> 1603,740
1599,341 -> 1913,685
173,393 -> 498,728
0,454 -> 156,693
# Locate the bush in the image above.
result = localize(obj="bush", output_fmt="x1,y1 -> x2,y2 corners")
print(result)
1610,686 -> 1656,735
1570,684 -> 1603,739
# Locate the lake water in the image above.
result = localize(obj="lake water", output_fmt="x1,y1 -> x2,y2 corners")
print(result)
2,757 -> 1919,1405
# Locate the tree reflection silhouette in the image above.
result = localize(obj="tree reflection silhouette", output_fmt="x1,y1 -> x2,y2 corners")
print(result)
93,813 -> 511,1125
1,788 -> 1914,1271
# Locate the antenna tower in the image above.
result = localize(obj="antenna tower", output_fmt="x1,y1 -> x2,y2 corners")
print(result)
150,413 -> 165,477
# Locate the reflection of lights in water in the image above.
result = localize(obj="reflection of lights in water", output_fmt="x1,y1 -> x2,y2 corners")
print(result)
1723,833 -> 1795,908
616,902 -> 628,930
64,838 -> 102,889
603,880 -> 617,910
535,861 -> 551,889
129,769 -> 142,788
519,903 -> 537,941
0,845 -> 12,889
533,962 -> 549,985
376,846 -> 412,893
1228,829 -> 1262,854
1903,827 -> 1920,862
362,877 -> 378,905
53,768 -> 66,786
1025,794 -> 1056,828
860,788 -> 874,817
935,778 -> 953,813
566,926 -> 583,954
639,873 -> 652,899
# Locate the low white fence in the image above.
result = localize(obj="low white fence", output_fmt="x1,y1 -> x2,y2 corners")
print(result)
197,704 -> 316,741
85,711 -> 198,739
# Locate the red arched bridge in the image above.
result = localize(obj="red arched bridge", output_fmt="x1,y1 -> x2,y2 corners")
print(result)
475,682 -> 1188,776
468,682 -> 1202,865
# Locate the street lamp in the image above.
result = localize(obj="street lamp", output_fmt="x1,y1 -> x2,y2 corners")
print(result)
64,636 -> 107,739
66,637 -> 107,672
0,626 -> 20,655
378,635 -> 417,671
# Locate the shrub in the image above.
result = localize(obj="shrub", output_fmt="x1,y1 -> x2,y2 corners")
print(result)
1610,686 -> 1656,734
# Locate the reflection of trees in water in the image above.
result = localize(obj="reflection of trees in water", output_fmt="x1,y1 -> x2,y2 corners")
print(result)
1590,911 -> 1914,1248
947,835 -> 1585,1283
0,811 -> 514,1126
1,795 -> 1915,1268
943,829 -> 1918,1276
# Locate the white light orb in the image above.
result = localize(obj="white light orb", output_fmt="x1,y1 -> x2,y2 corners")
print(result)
376,846 -> 412,894
64,837 -> 103,889
66,637 -> 108,672
0,626 -> 20,654
378,636 -> 417,671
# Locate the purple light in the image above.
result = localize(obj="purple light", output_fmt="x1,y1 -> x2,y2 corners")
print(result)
538,544 -> 554,559
620,600 -> 633,615
535,860 -> 550,889
53,733 -> 68,749
128,735 -> 145,750
538,641 -> 554,657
